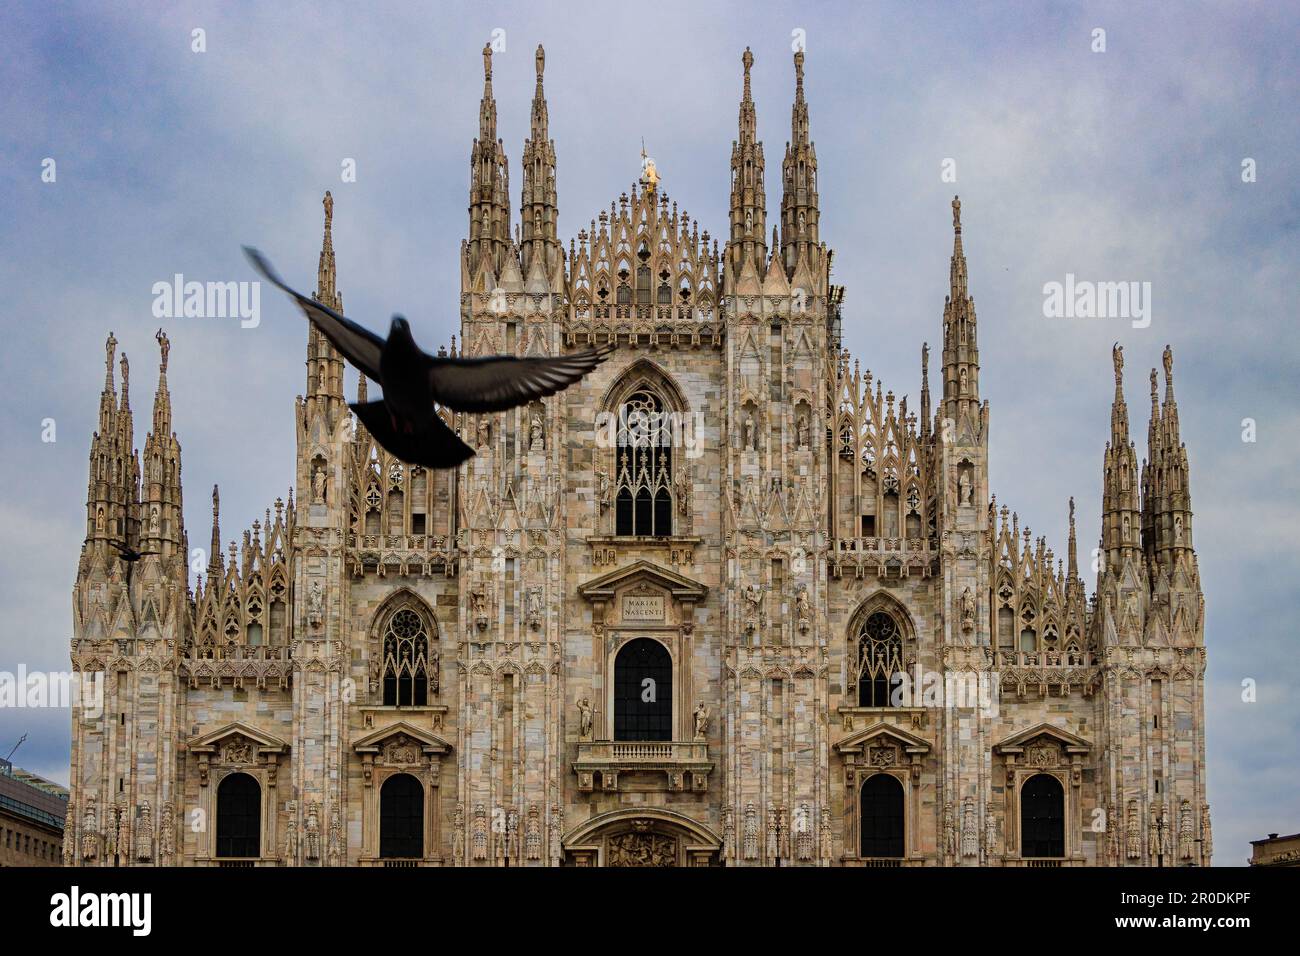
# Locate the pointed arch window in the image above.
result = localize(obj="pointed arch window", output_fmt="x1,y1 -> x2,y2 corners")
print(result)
382,608 -> 434,706
854,611 -> 904,707
615,388 -> 674,537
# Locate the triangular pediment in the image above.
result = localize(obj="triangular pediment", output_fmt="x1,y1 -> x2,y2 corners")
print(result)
993,721 -> 1090,755
352,720 -> 451,755
835,721 -> 931,755
189,720 -> 289,755
577,559 -> 708,602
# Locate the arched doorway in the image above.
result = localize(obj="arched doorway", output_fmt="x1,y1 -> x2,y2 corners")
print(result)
1020,773 -> 1064,858
614,638 -> 672,741
216,772 -> 261,858
380,773 -> 424,859
859,773 -> 904,858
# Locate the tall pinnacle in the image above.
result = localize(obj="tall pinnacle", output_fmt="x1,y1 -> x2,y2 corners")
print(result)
468,42 -> 511,281
521,43 -> 558,279
728,47 -> 767,283
780,49 -> 820,279
941,196 -> 980,419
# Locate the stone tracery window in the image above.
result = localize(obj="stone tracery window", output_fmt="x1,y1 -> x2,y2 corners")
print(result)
381,608 -> 434,706
854,611 -> 904,707
615,388 -> 674,537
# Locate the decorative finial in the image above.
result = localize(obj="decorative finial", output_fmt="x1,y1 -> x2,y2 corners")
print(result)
952,195 -> 962,231
156,328 -> 170,373
535,43 -> 545,79
922,342 -> 930,372
794,48 -> 805,87
212,484 -> 219,514
482,42 -> 492,80
1069,496 -> 1076,522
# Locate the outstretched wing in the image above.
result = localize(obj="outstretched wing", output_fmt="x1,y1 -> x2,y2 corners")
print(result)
243,246 -> 385,380
426,347 -> 612,412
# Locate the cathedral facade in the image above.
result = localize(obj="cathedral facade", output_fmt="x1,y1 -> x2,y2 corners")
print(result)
63,45 -> 1210,867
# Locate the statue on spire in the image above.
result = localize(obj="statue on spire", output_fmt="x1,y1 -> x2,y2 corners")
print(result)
1162,344 -> 1173,380
482,42 -> 492,80
535,43 -> 545,79
156,328 -> 170,373
323,190 -> 333,227
1112,342 -> 1123,384
640,140 -> 659,190
952,195 -> 962,231
106,331 -> 117,375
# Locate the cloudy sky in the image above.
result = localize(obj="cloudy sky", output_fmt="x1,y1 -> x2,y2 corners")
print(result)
1,1 -> 1296,864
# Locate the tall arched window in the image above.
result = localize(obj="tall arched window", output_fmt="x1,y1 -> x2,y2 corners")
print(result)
1020,773 -> 1065,858
216,773 -> 261,858
382,608 -> 432,706
614,638 -> 672,741
860,773 -> 904,858
615,389 -> 674,537
380,773 -> 424,859
855,612 -> 904,707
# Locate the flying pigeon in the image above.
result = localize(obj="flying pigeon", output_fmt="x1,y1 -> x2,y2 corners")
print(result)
107,539 -> 159,590
244,247 -> 611,468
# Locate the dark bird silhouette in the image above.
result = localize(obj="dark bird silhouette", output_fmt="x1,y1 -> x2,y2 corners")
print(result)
244,247 -> 611,468
107,539 -> 159,591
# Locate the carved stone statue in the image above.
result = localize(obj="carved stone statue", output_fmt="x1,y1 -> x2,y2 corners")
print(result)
148,505 -> 160,534
1178,800 -> 1194,860
942,801 -> 956,858
549,804 -> 563,867
983,810 -> 999,859
525,804 -> 542,860
283,817 -> 298,865
743,413 -> 755,450
958,469 -> 973,506
959,586 -> 976,633
1201,804 -> 1212,862
577,697 -> 594,740
312,466 -> 327,505
529,412 -> 545,450
452,803 -> 465,865
476,415 -> 490,449
307,580 -> 324,628
742,582 -> 763,630
795,583 -> 811,631
742,803 -> 758,861
1126,799 -> 1141,859
796,414 -> 810,449
525,586 -> 542,630
305,801 -> 321,860
472,804 -> 488,860
596,467 -> 611,511
134,801 -> 153,861
82,799 -> 98,861
692,701 -> 709,740
961,797 -> 978,858
327,805 -> 343,866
